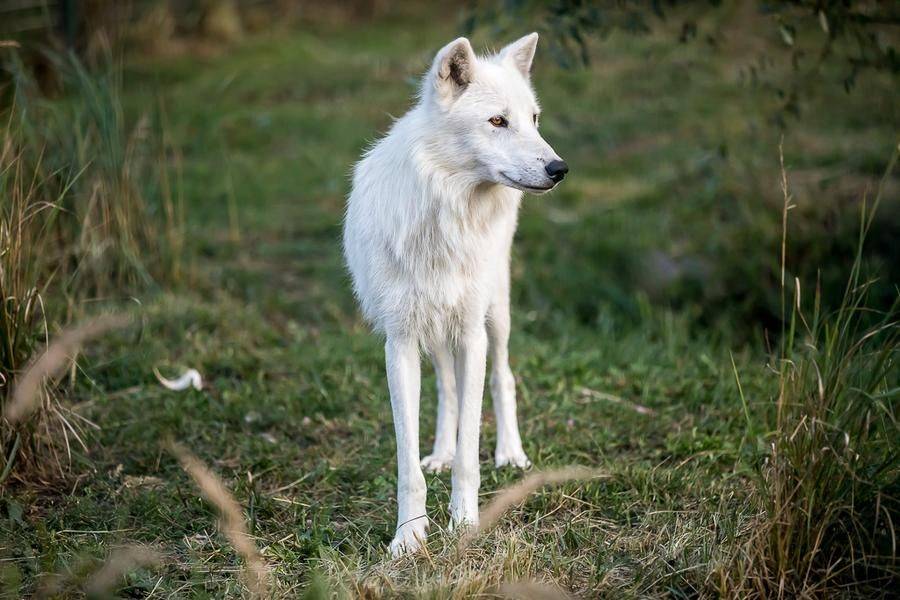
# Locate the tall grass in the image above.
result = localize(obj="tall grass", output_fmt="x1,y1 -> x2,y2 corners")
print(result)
5,51 -> 186,299
724,149 -> 899,597
0,117 -> 58,483
0,125 -> 46,396
0,48 -> 186,484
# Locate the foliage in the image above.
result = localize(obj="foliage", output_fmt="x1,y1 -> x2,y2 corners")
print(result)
466,1 -> 900,333
466,1 -> 900,121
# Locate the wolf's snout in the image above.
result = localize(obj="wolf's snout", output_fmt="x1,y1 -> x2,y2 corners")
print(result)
545,160 -> 568,183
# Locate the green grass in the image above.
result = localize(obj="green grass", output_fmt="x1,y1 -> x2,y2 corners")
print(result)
1,5 -> 898,598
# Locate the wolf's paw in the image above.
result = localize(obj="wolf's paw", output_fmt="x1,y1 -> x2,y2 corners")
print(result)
494,447 -> 531,470
389,518 -> 429,558
449,496 -> 479,532
421,453 -> 454,473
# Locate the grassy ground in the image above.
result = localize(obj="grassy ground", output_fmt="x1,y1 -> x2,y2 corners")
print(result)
2,5 -> 898,598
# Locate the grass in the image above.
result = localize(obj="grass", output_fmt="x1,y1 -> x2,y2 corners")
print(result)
0,113 -> 55,483
1,4 -> 898,597
717,150 -> 899,597
2,48 -> 186,301
0,45 -> 185,488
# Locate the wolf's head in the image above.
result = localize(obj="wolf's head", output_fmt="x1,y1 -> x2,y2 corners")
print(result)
420,33 -> 567,194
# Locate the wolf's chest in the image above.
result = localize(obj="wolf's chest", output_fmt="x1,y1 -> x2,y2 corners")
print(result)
400,207 -> 507,283
384,205 -> 510,323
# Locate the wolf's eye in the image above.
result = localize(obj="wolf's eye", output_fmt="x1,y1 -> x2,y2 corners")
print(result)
489,116 -> 508,128
533,113 -> 539,126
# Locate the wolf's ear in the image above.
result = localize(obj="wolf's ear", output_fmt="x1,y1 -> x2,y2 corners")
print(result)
500,32 -> 538,78
432,37 -> 477,101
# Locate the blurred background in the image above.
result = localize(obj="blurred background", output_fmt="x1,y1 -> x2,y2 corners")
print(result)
1,1 -> 898,597
2,0 -> 897,331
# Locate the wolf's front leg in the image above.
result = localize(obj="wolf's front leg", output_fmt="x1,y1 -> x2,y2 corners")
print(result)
385,335 -> 428,556
450,325 -> 488,529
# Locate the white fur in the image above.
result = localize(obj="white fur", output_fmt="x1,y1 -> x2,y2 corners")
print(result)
342,33 -> 565,557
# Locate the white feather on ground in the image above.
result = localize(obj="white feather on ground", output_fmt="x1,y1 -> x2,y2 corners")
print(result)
154,368 -> 202,391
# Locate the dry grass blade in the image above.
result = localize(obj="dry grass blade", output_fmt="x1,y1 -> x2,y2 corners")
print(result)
458,467 -> 605,551
498,581 -> 574,600
5,313 -> 132,425
168,441 -> 270,598
34,545 -> 160,598
578,386 -> 655,415
83,545 -> 162,597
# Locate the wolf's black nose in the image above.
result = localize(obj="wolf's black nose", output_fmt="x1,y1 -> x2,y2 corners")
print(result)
545,160 -> 568,182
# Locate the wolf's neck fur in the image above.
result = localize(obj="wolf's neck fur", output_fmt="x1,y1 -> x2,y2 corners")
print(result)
400,105 -> 521,227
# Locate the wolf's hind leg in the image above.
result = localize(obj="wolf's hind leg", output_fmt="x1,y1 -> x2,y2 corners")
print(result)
450,324 -> 488,528
421,343 -> 457,473
488,272 -> 531,470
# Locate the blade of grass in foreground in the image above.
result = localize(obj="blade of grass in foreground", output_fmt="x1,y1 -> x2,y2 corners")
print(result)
168,441 -> 270,599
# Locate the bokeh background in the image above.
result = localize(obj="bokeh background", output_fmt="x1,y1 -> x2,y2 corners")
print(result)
1,1 -> 898,597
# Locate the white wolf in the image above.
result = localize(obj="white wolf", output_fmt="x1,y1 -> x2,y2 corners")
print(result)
343,33 -> 567,556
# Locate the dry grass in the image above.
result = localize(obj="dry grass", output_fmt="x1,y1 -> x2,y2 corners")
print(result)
1,312 -> 131,486
496,581 -> 573,600
311,481 -> 750,598
717,148 -> 900,598
0,46 -> 186,484
1,112 -> 73,484
82,545 -> 162,598
0,119 -> 47,404
458,466 -> 604,551
32,544 -> 160,598
168,441 -> 270,598
3,50 -> 185,297
4,313 -> 131,425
